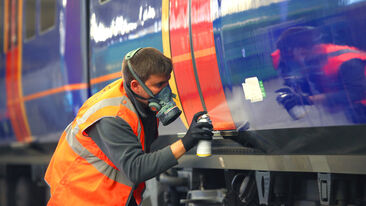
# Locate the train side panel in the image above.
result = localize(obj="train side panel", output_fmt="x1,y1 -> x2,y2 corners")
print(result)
209,0 -> 366,155
0,1 -> 88,204
214,0 -> 366,130
21,0 -> 88,142
0,0 -> 364,157
0,0 -> 365,205
89,0 -> 187,134
0,0 -> 88,144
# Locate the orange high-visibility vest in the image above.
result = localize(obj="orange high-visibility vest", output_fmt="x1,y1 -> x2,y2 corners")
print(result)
318,44 -> 366,76
271,44 -> 366,105
45,79 -> 146,206
318,44 -> 366,105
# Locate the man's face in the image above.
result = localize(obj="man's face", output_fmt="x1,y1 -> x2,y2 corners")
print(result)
131,74 -> 171,105
293,47 -> 312,66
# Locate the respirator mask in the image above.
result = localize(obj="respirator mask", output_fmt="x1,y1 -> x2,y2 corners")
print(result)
124,48 -> 182,126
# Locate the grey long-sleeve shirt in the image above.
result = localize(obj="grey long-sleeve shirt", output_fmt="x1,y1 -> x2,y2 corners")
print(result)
85,82 -> 178,185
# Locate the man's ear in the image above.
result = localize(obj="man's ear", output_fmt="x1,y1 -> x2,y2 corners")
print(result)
130,79 -> 140,93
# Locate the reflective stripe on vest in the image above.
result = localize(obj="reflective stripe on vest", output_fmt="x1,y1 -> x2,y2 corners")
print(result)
327,48 -> 362,58
76,95 -> 142,141
76,97 -> 121,125
65,123 -> 134,186
323,44 -> 366,76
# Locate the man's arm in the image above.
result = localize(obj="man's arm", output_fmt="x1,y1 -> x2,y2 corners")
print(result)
87,117 -> 178,184
323,58 -> 366,106
338,59 -> 366,103
87,111 -> 212,184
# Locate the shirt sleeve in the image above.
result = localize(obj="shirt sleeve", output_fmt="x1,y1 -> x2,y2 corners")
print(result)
86,117 -> 178,184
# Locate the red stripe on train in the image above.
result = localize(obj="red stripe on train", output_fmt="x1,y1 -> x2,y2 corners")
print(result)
5,48 -> 30,141
190,0 -> 235,130
170,0 -> 204,124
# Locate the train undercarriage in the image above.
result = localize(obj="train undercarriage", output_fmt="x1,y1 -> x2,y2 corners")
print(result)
1,135 -> 366,206
157,168 -> 366,206
151,134 -> 366,206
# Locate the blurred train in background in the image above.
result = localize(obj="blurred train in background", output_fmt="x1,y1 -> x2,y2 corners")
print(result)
1,0 -> 366,205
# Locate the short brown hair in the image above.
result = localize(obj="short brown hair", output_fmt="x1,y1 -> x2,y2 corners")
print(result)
122,47 -> 172,86
276,26 -> 321,55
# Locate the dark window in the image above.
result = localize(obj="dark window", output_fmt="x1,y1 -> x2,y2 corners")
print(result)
0,0 -> 3,52
8,0 -> 18,49
25,0 -> 36,40
40,0 -> 56,33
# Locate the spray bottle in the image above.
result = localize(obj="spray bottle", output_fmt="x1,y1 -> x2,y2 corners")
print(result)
196,114 -> 212,157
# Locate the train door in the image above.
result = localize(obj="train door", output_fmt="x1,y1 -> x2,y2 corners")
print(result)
21,0 -> 89,141
22,0 -> 68,141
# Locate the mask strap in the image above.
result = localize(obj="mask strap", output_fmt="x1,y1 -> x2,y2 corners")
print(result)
125,48 -> 155,98
127,84 -> 151,101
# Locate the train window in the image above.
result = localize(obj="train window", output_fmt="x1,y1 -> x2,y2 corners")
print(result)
0,0 -> 3,52
9,0 -> 18,48
25,0 -> 36,40
40,0 -> 56,33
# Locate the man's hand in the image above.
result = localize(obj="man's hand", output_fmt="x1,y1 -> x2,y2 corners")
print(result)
276,88 -> 312,111
181,111 -> 213,151
276,88 -> 313,120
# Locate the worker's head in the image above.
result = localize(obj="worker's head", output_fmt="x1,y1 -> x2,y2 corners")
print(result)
122,47 -> 181,125
122,47 -> 172,91
276,26 -> 322,64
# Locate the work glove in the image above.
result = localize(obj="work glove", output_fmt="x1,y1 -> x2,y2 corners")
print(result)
276,88 -> 313,120
181,111 -> 213,151
276,88 -> 312,110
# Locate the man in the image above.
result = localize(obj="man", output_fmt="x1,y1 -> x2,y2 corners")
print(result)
272,26 -> 366,123
45,47 -> 213,205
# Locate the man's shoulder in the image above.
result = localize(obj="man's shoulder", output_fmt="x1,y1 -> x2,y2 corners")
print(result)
94,117 -> 133,133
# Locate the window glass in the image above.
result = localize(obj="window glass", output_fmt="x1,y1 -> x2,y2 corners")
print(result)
40,0 -> 56,32
25,0 -> 36,40
9,0 -> 17,48
0,0 -> 3,52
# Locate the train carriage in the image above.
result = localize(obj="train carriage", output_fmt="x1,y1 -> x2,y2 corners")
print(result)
1,0 -> 366,205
